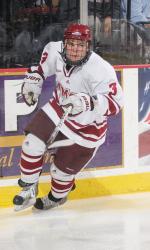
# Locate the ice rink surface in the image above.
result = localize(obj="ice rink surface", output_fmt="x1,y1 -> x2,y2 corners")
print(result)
1,192 -> 150,250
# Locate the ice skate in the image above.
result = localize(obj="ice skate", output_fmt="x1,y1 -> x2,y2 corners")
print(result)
13,179 -> 38,211
33,182 -> 76,211
33,195 -> 67,211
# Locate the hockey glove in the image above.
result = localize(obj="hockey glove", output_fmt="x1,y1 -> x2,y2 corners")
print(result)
61,93 -> 94,116
21,66 -> 45,106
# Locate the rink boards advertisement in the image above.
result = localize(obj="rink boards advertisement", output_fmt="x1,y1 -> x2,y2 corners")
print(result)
138,68 -> 150,166
0,68 -> 123,177
1,66 -> 150,179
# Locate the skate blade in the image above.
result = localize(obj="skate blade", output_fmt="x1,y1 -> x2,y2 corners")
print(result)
14,198 -> 36,212
32,205 -> 57,213
32,206 -> 45,213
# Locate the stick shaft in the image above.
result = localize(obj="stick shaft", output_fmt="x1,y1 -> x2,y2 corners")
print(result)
47,106 -> 72,147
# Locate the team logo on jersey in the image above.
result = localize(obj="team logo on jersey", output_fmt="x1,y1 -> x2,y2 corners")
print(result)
57,82 -> 71,98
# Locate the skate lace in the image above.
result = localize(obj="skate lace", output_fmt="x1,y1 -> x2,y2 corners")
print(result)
41,196 -> 67,209
20,184 -> 37,199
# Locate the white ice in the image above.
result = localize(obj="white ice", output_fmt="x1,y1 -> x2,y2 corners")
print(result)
1,192 -> 150,250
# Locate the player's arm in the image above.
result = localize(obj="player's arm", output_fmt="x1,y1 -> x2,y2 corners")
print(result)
60,79 -> 123,117
87,63 -> 124,117
21,66 -> 45,106
21,42 -> 57,106
92,80 -> 123,117
60,77 -> 123,117
61,93 -> 94,116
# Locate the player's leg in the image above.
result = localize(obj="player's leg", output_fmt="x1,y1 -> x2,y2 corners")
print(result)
13,110 -> 56,211
13,133 -> 46,211
34,163 -> 75,210
34,143 -> 96,210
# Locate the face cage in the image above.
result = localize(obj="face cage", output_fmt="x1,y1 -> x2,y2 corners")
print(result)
61,40 -> 92,67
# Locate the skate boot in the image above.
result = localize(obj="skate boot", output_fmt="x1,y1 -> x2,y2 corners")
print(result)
13,179 -> 38,211
33,183 -> 76,211
34,194 -> 67,210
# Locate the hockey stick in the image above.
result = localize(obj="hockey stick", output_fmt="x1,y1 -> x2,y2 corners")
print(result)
48,139 -> 74,149
47,105 -> 72,148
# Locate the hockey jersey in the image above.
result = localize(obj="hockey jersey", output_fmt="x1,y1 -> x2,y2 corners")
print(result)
39,41 -> 123,148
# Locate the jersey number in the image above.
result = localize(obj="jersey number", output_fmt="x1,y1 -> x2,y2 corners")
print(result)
109,83 -> 117,96
41,52 -> 48,64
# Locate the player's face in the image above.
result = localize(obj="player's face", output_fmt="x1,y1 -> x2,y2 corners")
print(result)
65,39 -> 88,63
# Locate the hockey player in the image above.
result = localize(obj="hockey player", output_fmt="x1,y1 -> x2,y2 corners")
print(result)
13,23 -> 123,211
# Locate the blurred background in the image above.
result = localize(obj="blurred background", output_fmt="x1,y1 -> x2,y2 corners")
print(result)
0,0 -> 150,68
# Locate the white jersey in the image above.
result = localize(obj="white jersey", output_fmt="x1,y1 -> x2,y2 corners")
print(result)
39,41 -> 123,148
